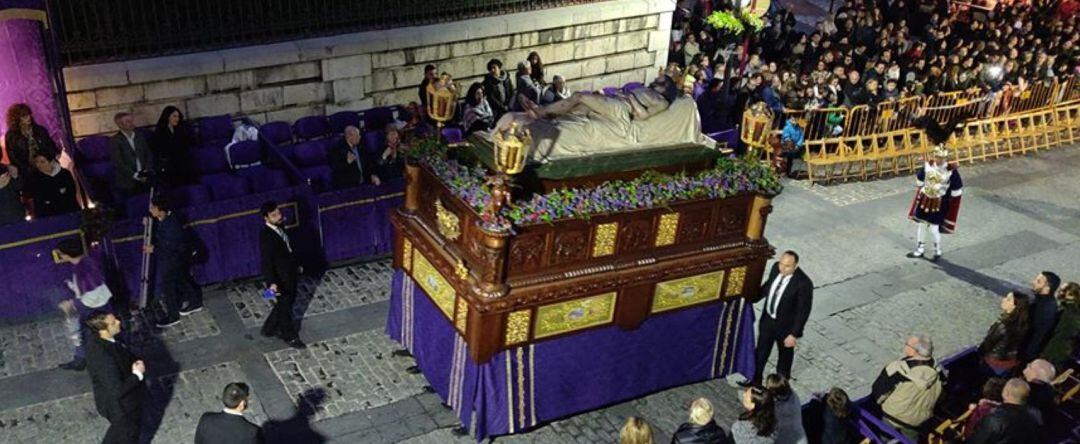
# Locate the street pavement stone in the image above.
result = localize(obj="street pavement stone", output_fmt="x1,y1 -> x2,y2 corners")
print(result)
0,361 -> 264,444
265,329 -> 427,422
228,261 -> 392,329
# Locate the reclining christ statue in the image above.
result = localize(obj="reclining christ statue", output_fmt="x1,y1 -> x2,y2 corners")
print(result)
489,78 -> 715,163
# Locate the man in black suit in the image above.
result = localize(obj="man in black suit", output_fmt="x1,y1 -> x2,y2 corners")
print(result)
84,312 -> 145,444
744,250 -> 814,386
194,382 -> 264,444
109,112 -> 152,206
259,201 -> 306,349
327,126 -> 380,190
145,196 -> 202,327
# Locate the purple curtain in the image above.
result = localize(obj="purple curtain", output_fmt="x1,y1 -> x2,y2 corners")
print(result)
0,17 -> 66,159
317,179 -> 404,263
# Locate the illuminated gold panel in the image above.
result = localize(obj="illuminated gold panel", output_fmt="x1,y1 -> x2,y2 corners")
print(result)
654,213 -> 680,247
402,238 -> 413,271
454,297 -> 468,333
725,266 -> 748,297
592,223 -> 618,257
651,270 -> 725,313
534,292 -> 617,338
412,251 -> 456,320
505,310 -> 532,345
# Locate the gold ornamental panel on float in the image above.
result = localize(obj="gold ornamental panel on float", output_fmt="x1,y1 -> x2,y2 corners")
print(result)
724,266 -> 748,297
412,250 -> 456,321
651,270 -> 725,313
534,292 -> 617,339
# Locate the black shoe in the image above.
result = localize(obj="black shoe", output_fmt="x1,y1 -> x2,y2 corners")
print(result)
155,317 -> 181,328
179,304 -> 204,316
58,358 -> 86,371
285,338 -> 307,349
422,385 -> 436,394
451,426 -> 469,436
392,349 -> 413,358
260,328 -> 278,338
406,365 -> 421,374
736,380 -> 758,388
930,253 -> 941,262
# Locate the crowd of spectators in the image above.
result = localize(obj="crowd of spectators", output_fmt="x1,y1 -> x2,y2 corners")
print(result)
667,0 -> 1080,134
0,104 -> 78,225
615,272 -> 1079,443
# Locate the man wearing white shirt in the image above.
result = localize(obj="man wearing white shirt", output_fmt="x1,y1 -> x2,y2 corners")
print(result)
195,382 -> 264,444
108,112 -> 152,208
741,251 -> 814,387
259,201 -> 306,349
85,312 -> 145,444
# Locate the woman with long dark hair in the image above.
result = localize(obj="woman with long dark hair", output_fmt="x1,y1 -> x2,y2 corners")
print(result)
527,51 -> 546,86
764,374 -> 806,444
732,387 -> 777,443
978,291 -> 1032,375
4,103 -> 58,176
463,82 -> 495,134
150,106 -> 197,187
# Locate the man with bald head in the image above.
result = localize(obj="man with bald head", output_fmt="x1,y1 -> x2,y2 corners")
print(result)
328,125 -> 380,190
967,378 -> 1042,443
741,250 -> 814,387
1022,359 -> 1056,420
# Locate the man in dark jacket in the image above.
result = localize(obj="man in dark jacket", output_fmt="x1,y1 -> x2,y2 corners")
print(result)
85,312 -> 145,444
417,64 -> 437,109
1024,271 -> 1062,361
327,126 -> 380,190
259,201 -> 305,349
743,250 -> 814,386
195,382 -> 264,444
671,397 -> 734,444
967,378 -> 1043,443
109,112 -> 152,205
482,58 -> 514,120
146,196 -> 201,327
0,163 -> 24,226
24,152 -> 79,218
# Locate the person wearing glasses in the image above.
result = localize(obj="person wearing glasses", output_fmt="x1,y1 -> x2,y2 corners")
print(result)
870,333 -> 944,441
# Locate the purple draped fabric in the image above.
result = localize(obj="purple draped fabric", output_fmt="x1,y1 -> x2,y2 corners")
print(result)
0,18 -> 66,158
387,269 -> 757,441
0,212 -> 80,319
317,179 -> 404,263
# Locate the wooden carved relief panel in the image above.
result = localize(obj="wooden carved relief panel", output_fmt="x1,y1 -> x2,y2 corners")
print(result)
617,219 -> 654,254
677,209 -> 712,243
551,229 -> 589,266
714,201 -> 748,238
508,233 -> 547,274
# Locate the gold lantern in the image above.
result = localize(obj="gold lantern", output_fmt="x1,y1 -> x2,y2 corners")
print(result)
426,74 -> 458,130
491,122 -> 531,175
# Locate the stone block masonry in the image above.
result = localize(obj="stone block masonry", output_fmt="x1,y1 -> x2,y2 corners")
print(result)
63,0 -> 674,137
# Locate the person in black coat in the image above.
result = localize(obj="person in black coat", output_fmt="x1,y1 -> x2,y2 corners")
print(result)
146,196 -> 202,327
967,378 -> 1043,444
744,250 -> 814,386
0,163 -> 25,226
481,58 -> 514,120
1023,271 -> 1061,362
327,126 -> 380,190
820,387 -> 858,444
84,312 -> 146,444
195,382 -> 264,444
109,112 -> 153,203
259,201 -> 306,349
671,397 -> 734,444
149,106 -> 197,188
4,103 -> 58,177
24,151 -> 79,218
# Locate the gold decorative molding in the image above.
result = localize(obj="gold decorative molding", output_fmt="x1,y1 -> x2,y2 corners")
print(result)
652,270 -> 725,313
725,266 -> 747,297
454,297 -> 469,333
591,222 -> 618,257
402,238 -> 414,271
412,251 -> 456,320
654,213 -> 680,246
534,292 -> 617,338
505,310 -> 532,345
435,198 -> 461,241
455,258 -> 468,280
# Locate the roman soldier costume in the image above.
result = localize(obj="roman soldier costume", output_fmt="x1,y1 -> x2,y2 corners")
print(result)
907,144 -> 963,261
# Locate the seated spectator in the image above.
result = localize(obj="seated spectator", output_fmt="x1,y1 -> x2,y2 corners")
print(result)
620,416 -> 654,444
1042,281 -> 1080,366
0,163 -> 23,226
108,112 -> 152,205
820,388 -> 857,444
482,59 -> 514,120
1024,271 -> 1062,361
871,333 -> 942,440
376,126 -> 406,180
732,387 -> 777,444
671,397 -> 733,444
1021,359 -> 1056,418
4,103 -> 59,176
779,117 -> 805,177
764,374 -> 806,444
967,378 -> 1043,443
150,106 -> 197,187
463,83 -> 495,134
24,152 -> 79,218
979,291 -> 1031,376
540,75 -> 571,105
327,126 -> 380,189
527,51 -> 546,86
514,61 -> 542,111
841,71 -> 866,107
963,377 -> 1007,440
397,101 -> 431,139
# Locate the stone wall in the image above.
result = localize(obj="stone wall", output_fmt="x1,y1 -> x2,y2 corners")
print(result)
63,0 -> 675,138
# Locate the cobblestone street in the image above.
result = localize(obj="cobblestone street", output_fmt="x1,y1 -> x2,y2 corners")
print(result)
0,148 -> 1077,443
